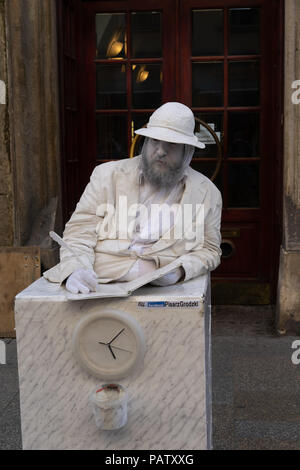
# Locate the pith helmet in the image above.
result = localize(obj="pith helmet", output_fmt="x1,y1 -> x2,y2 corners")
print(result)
135,102 -> 205,149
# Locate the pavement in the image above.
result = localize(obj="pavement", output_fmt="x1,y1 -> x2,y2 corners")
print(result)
0,305 -> 299,450
0,339 -> 22,450
211,305 -> 300,450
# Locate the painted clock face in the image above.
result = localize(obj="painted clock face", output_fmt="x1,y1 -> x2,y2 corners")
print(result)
72,310 -> 146,380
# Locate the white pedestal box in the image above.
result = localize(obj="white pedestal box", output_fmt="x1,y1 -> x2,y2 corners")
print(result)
15,274 -> 212,450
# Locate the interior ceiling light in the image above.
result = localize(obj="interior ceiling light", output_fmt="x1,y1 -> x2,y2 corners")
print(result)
136,65 -> 149,83
106,27 -> 125,58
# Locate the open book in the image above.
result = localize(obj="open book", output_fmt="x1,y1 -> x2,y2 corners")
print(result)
66,259 -> 182,301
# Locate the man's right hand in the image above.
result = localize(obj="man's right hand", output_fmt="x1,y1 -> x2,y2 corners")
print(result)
65,268 -> 98,294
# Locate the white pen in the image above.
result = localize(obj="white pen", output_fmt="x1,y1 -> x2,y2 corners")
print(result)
49,231 -> 102,290
49,231 -> 92,271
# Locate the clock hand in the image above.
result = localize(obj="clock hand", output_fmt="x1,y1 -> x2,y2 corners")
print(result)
108,328 -> 125,345
97,341 -> 120,359
110,345 -> 132,354
108,344 -> 116,360
98,341 -> 131,354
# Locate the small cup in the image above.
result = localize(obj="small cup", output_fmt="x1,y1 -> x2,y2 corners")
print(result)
90,383 -> 128,430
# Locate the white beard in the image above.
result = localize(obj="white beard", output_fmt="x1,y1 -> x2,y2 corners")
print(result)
140,138 -> 194,189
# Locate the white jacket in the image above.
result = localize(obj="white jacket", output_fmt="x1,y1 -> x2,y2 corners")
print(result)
43,156 -> 222,284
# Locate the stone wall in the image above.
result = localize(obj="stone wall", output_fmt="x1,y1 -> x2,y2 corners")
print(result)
5,0 -> 62,247
276,0 -> 300,333
0,0 -> 14,246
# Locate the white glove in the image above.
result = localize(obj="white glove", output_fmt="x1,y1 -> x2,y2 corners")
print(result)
150,267 -> 184,287
65,268 -> 98,294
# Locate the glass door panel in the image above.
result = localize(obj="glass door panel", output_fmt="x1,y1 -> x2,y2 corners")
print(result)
131,63 -> 162,108
192,62 -> 224,107
228,112 -> 260,157
194,112 -> 223,158
96,13 -> 127,59
96,115 -> 128,159
131,11 -> 162,58
192,9 -> 224,56
228,60 -> 260,106
96,64 -> 127,109
228,7 -> 260,55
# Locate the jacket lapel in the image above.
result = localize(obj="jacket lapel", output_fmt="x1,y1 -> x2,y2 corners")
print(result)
115,157 -> 141,209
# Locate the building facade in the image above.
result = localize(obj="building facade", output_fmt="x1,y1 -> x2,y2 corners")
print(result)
0,0 -> 299,332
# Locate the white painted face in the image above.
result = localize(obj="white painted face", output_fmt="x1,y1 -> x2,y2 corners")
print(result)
141,138 -> 185,188
146,138 -> 185,170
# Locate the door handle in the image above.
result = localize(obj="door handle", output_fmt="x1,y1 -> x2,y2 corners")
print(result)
221,228 -> 240,238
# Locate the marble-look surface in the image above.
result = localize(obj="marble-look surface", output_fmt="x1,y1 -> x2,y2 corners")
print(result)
15,276 -> 210,450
